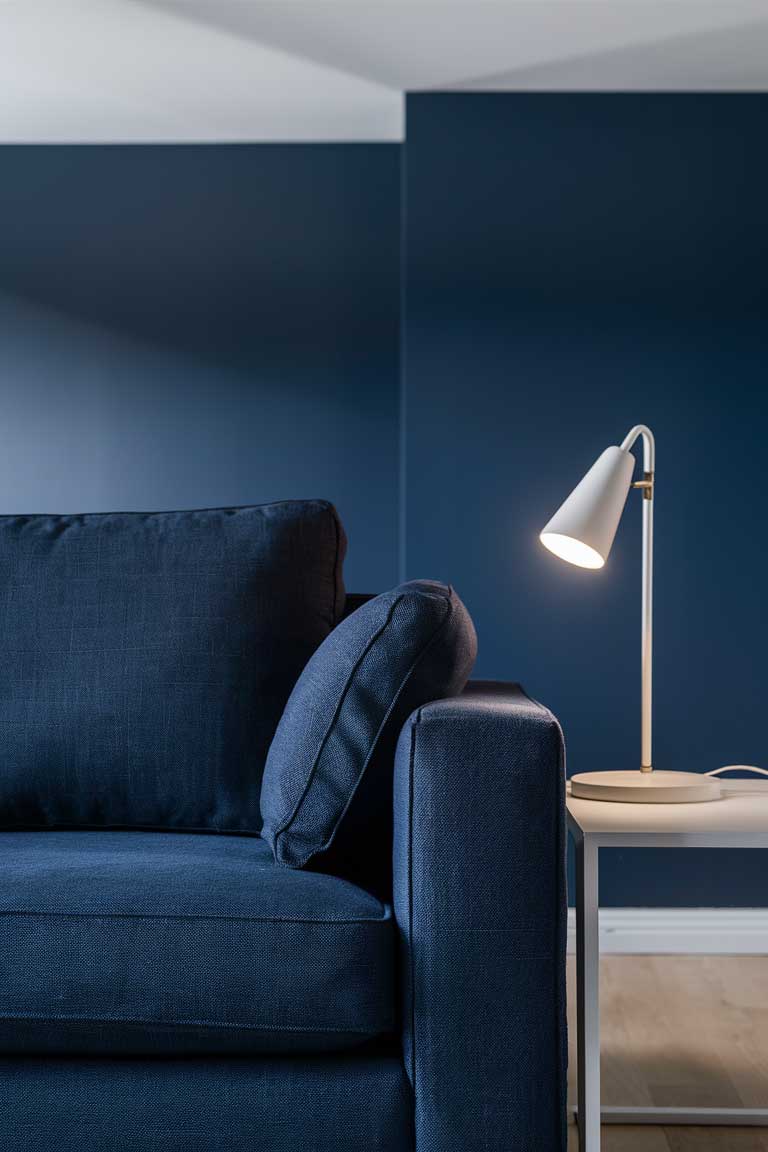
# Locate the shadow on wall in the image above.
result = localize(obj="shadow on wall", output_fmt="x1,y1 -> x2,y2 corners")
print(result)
0,145 -> 395,371
0,145 -> 401,590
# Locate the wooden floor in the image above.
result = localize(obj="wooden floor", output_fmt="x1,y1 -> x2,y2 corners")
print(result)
566,955 -> 768,1151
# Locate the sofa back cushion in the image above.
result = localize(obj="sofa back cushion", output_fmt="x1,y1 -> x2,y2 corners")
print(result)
0,502 -> 345,833
260,581 -> 476,876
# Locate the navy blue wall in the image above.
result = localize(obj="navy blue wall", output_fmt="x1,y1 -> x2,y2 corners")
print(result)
0,144 -> 400,591
403,94 -> 768,906
3,115 -> 765,905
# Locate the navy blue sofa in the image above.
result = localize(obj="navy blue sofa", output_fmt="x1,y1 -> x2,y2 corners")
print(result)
0,503 -> 567,1152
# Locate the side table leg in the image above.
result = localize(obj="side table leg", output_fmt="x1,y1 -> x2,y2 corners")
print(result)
576,836 -> 600,1151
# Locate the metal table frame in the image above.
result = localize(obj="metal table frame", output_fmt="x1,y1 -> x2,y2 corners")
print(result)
568,791 -> 768,1150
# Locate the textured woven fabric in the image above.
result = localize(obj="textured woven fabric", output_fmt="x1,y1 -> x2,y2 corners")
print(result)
260,581 -> 476,879
0,502 -> 345,833
0,1054 -> 413,1152
393,682 -> 568,1152
0,830 -> 394,1055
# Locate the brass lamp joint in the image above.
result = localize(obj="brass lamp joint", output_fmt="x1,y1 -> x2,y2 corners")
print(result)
632,472 -> 654,500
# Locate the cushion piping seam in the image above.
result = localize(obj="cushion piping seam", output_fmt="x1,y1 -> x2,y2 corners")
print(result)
0,1012 -> 389,1033
0,822 -> 264,835
0,910 -> 390,925
0,499 -> 335,522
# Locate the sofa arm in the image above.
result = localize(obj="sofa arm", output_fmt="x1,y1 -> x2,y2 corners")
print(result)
393,681 -> 567,1152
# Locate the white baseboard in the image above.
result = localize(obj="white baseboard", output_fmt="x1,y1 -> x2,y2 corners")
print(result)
566,908 -> 768,955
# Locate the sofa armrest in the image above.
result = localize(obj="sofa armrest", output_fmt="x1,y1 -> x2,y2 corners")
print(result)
393,681 -> 567,1152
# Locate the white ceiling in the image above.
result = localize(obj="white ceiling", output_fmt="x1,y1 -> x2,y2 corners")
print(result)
0,1 -> 767,142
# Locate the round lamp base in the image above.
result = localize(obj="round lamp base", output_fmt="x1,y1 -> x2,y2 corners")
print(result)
570,770 -> 722,804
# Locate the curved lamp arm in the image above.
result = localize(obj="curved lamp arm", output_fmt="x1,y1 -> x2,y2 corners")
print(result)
621,423 -> 655,474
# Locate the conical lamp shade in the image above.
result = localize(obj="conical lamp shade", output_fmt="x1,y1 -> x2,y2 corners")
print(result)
540,446 -> 635,568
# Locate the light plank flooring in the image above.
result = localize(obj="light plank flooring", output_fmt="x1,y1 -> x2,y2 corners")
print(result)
566,956 -> 768,1150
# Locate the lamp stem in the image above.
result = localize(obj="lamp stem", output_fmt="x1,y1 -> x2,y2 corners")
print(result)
622,425 -> 655,773
641,463 -> 653,771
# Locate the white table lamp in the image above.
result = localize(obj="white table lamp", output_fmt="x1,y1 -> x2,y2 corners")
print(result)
540,424 -> 721,803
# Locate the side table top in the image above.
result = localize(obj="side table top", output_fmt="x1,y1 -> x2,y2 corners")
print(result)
567,779 -> 768,846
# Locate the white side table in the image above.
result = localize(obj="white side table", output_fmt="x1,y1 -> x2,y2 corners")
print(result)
567,779 -> 768,1151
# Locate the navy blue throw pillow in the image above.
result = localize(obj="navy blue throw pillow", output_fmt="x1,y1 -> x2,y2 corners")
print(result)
0,502 -> 345,833
260,581 -> 477,869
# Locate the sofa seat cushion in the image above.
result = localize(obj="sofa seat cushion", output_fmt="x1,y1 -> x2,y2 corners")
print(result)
0,831 -> 394,1056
